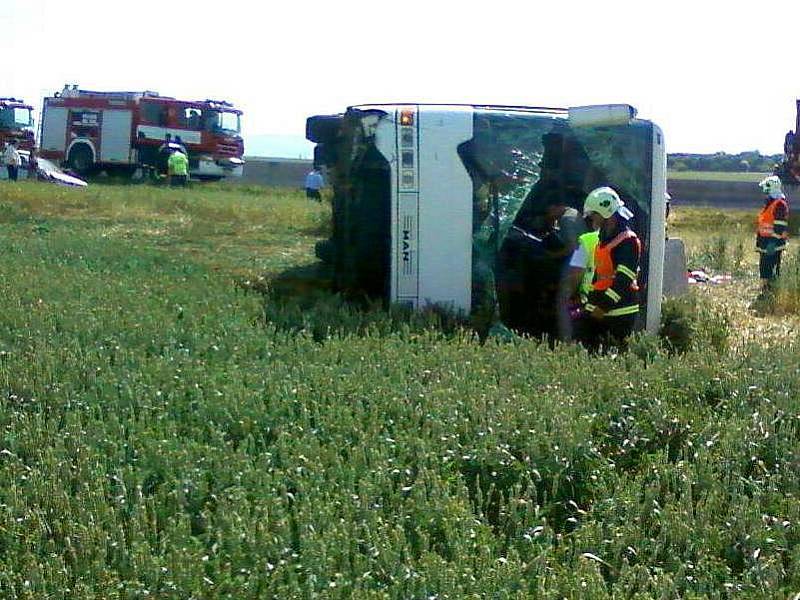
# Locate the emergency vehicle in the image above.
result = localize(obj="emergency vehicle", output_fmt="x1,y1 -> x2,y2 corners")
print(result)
778,99 -> 800,189
0,97 -> 35,151
39,85 -> 244,179
307,103 -> 668,336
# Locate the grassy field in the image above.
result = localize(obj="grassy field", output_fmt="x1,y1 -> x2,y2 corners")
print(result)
0,181 -> 798,597
667,171 -> 770,183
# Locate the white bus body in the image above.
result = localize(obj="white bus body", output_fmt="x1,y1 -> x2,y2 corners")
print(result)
308,103 -> 666,335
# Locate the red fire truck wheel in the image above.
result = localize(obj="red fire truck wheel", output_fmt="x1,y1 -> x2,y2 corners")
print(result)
67,145 -> 94,174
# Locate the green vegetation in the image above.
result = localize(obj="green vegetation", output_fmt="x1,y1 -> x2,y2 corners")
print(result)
667,171 -> 768,183
0,182 -> 797,597
668,151 -> 780,173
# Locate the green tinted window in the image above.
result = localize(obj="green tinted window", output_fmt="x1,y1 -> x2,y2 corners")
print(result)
459,109 -> 653,336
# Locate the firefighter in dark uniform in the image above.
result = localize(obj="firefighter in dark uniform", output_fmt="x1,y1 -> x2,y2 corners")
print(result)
576,186 -> 641,349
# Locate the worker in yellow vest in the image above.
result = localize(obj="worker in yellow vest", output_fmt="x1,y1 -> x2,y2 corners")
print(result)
755,175 -> 789,295
167,145 -> 189,187
574,229 -> 601,301
575,186 -> 641,349
558,227 -> 599,340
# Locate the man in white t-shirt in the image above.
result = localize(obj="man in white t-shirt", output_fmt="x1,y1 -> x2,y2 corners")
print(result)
3,141 -> 21,182
304,166 -> 324,201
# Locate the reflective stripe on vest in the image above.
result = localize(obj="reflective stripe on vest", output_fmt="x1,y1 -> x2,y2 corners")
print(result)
606,304 -> 639,316
584,302 -> 639,317
758,198 -> 788,240
578,230 -> 600,295
593,229 -> 640,292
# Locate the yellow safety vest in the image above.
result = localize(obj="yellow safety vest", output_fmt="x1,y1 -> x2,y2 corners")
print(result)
578,230 -> 600,296
168,152 -> 189,176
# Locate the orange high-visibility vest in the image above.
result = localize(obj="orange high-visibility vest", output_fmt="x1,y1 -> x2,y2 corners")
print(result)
593,229 -> 640,292
757,198 -> 789,240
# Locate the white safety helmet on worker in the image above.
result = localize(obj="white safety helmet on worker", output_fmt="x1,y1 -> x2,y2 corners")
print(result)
759,175 -> 783,198
583,186 -> 634,220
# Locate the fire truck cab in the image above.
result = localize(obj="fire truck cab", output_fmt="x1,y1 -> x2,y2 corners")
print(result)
0,98 -> 35,151
39,85 -> 244,179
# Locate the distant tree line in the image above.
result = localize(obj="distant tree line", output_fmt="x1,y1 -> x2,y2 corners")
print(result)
668,151 -> 783,173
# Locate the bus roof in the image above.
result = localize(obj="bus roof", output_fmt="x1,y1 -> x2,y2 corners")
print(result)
346,103 -> 644,128
349,103 -> 567,115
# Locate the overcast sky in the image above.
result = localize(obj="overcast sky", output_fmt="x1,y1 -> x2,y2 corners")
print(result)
3,0 -> 799,154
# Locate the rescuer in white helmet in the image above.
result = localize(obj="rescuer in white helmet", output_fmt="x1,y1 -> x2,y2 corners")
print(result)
755,175 -> 789,296
574,186 -> 641,348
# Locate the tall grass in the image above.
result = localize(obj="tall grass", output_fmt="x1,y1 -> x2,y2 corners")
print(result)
772,246 -> 800,314
687,235 -> 748,275
0,182 -> 797,596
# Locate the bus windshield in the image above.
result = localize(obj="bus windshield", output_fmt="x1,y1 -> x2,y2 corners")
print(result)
0,107 -> 33,130
460,108 -> 653,337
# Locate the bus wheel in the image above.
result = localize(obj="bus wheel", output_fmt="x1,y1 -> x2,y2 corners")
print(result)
67,145 -> 94,174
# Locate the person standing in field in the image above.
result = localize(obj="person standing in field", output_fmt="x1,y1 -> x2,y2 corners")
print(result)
755,175 -> 789,295
575,186 -> 641,349
3,140 -> 21,182
305,165 -> 324,201
27,148 -> 38,180
498,187 -> 584,339
167,146 -> 189,187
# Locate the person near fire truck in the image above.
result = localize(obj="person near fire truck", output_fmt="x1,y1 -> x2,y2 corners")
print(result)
167,146 -> 189,187
3,140 -> 21,182
574,186 -> 641,349
755,175 -> 789,295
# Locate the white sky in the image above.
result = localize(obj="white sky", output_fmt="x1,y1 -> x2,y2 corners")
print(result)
3,0 -> 799,154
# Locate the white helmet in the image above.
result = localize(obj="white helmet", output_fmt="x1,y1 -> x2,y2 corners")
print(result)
759,175 -> 782,197
583,186 -> 633,219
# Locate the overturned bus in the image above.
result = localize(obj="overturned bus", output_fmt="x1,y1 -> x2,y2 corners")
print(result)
306,103 -> 667,337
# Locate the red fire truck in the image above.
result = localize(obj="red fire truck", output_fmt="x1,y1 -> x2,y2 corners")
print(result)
39,85 -> 244,179
0,97 -> 35,151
